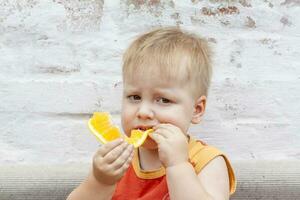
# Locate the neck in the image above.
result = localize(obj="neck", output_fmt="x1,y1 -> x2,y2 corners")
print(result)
138,147 -> 162,170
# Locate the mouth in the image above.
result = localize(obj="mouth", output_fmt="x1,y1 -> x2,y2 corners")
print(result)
134,126 -> 154,131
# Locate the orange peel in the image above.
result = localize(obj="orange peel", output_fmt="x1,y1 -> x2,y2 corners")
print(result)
88,112 -> 153,148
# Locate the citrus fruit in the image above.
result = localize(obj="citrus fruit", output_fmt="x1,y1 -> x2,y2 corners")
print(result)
88,112 -> 153,148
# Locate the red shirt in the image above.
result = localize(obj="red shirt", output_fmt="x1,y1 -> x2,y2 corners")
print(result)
112,138 -> 236,199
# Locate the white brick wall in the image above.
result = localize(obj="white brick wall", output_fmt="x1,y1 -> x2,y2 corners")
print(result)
0,0 -> 299,164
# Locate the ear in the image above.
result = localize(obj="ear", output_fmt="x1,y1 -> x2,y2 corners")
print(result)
191,95 -> 206,124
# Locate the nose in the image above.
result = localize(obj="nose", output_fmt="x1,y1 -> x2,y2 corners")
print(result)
137,101 -> 154,120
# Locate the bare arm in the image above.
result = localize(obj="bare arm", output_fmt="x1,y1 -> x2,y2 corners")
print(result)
67,172 -> 116,200
166,156 -> 229,200
67,139 -> 134,200
150,124 -> 230,200
166,162 -> 213,200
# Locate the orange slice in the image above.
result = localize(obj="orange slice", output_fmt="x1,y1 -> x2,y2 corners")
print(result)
88,112 -> 153,148
124,129 -> 152,148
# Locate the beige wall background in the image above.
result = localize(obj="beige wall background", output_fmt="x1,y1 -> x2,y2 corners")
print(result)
0,0 -> 299,164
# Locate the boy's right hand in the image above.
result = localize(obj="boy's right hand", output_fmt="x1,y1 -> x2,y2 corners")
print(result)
92,139 -> 134,185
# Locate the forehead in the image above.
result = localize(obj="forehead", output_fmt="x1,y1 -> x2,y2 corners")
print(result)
123,72 -> 195,100
123,63 -> 189,86
124,63 -> 185,85
124,74 -> 178,91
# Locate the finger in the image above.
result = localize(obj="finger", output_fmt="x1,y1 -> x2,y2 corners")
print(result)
155,124 -> 183,136
149,132 -> 165,144
114,150 -> 135,174
103,141 -> 129,163
97,138 -> 124,157
154,128 -> 172,139
111,145 -> 134,170
155,123 -> 178,132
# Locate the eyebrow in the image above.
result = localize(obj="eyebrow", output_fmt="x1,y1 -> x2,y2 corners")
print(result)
152,88 -> 179,99
123,86 -> 138,93
124,87 -> 174,96
153,88 -> 171,94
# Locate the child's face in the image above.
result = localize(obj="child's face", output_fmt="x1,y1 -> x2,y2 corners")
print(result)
121,73 -> 197,149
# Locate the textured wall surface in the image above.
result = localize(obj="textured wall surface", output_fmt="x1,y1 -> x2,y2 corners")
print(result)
0,0 -> 299,164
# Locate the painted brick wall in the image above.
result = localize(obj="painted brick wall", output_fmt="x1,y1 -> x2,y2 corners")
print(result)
0,0 -> 299,164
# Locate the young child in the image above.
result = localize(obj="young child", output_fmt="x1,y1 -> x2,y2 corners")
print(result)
68,27 -> 236,200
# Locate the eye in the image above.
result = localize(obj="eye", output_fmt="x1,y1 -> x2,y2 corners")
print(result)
157,97 -> 171,104
127,95 -> 141,101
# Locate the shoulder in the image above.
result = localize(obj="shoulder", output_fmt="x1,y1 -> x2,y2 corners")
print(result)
188,138 -> 223,173
188,137 -> 236,196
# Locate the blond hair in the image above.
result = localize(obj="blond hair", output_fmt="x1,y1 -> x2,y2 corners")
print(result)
122,27 -> 212,97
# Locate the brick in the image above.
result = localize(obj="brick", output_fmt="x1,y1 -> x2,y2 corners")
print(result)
0,80 -> 122,113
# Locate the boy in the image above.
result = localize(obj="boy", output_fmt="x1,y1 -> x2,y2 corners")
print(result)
68,27 -> 236,200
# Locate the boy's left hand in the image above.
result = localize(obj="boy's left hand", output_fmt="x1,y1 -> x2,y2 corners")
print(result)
150,124 -> 189,168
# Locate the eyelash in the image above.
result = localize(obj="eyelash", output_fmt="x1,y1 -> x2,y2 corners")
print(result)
127,95 -> 141,101
157,97 -> 171,104
127,95 -> 172,104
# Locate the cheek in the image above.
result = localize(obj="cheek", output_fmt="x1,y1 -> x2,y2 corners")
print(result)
157,109 -> 191,133
121,105 -> 134,135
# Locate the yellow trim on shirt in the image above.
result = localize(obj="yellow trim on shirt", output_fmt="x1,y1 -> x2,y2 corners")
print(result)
131,137 -> 236,194
132,148 -> 165,179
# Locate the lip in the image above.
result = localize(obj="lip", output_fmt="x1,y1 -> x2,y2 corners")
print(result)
134,125 -> 155,131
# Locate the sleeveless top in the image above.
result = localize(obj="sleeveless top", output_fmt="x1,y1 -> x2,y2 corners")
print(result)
112,137 -> 236,199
